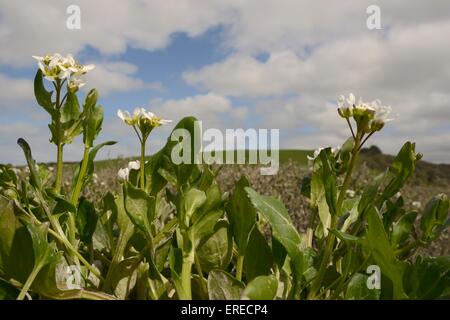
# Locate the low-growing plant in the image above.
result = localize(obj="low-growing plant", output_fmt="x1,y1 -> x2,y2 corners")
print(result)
0,57 -> 449,300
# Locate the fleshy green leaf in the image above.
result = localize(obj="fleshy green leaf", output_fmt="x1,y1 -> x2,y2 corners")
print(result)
391,211 -> 417,248
420,194 -> 449,242
123,182 -> 155,236
34,69 -> 53,116
362,208 -> 407,299
76,197 -> 98,245
17,138 -> 41,190
207,270 -> 244,300
245,227 -> 273,281
245,188 -> 305,277
345,273 -> 380,300
226,176 -> 256,256
196,221 -> 232,273
242,275 -> 278,300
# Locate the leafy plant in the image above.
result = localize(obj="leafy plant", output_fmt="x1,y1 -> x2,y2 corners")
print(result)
0,58 -> 449,300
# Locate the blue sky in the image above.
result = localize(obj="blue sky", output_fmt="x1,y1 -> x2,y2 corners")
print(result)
1,0 -> 450,164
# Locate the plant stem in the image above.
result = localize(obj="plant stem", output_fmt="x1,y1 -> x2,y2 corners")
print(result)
194,254 -> 208,294
55,143 -> 64,192
54,79 -> 63,193
180,252 -> 194,300
236,255 -> 244,281
308,133 -> 362,299
46,227 -> 103,281
17,264 -> 43,300
394,239 -> 422,257
140,140 -> 146,189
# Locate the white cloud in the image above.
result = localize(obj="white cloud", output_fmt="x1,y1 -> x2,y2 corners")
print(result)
0,74 -> 32,104
84,62 -> 163,95
150,92 -> 248,129
0,0 -> 234,66
1,0 -> 450,163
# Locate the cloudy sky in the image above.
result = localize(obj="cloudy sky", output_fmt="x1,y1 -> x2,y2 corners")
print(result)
1,0 -> 450,164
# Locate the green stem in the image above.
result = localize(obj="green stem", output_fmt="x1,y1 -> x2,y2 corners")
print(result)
308,133 -> 362,299
140,140 -> 146,189
180,253 -> 194,300
17,264 -> 43,300
236,255 -> 244,281
47,227 -> 103,281
55,143 -> 64,192
395,239 -> 422,257
194,254 -> 208,294
54,79 -> 63,193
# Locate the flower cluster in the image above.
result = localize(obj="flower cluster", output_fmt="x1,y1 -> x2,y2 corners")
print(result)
337,93 -> 393,132
32,53 -> 95,92
117,108 -> 171,141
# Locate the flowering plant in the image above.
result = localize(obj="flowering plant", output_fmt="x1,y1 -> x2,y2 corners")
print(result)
0,56 -> 449,300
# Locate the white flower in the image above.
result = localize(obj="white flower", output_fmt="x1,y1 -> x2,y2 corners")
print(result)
307,146 -> 339,162
117,108 -> 172,129
412,201 -> 422,208
337,93 -> 355,118
117,110 -> 135,125
32,53 -> 95,82
68,77 -> 85,92
346,189 -> 356,198
370,100 -> 393,123
307,147 -> 324,162
117,167 -> 130,182
128,160 -> 140,170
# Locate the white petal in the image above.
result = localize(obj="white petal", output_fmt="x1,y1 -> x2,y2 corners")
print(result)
128,160 -> 140,170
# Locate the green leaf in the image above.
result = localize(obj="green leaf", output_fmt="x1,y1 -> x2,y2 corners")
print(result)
245,188 -> 305,277
108,256 -> 139,299
61,91 -> 80,123
318,149 -> 337,216
358,173 -> 384,214
191,209 -> 224,248
72,141 -> 116,190
245,227 -> 273,281
362,208 -> 407,299
196,221 -> 232,273
161,116 -> 201,187
345,273 -> 380,300
76,197 -> 98,245
340,196 -> 360,232
391,211 -> 417,248
0,196 -> 34,281
17,138 -> 41,190
404,256 -> 450,299
34,69 -> 53,116
329,229 -> 360,244
207,270 -> 244,300
242,275 -> 278,300
0,278 -> 19,299
381,142 -> 418,200
21,219 -> 57,269
310,162 -> 331,237
272,237 -> 287,269
420,194 -> 449,242
226,176 -> 256,255
123,182 -> 155,237
82,89 -> 102,147
180,188 -> 206,229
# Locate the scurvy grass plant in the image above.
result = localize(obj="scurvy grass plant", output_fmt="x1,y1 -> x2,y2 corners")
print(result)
0,54 -> 449,300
